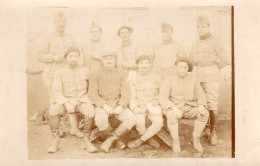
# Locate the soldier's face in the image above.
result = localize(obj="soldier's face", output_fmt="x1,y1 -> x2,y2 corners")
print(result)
119,29 -> 131,42
66,52 -> 79,67
197,23 -> 210,36
176,61 -> 189,78
54,18 -> 67,33
138,59 -> 151,73
90,28 -> 102,42
102,56 -> 116,69
161,29 -> 173,41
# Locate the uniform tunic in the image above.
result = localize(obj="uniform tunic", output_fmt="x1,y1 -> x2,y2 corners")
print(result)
129,72 -> 163,141
159,74 -> 208,125
82,40 -> 107,72
189,35 -> 229,82
49,65 -> 94,118
151,41 -> 186,79
88,67 -> 135,131
159,74 -> 206,109
37,32 -> 77,89
189,35 -> 229,111
117,41 -> 138,70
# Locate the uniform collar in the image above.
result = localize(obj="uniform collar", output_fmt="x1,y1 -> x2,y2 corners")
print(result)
121,40 -> 132,47
101,66 -> 117,73
162,39 -> 173,45
199,33 -> 211,40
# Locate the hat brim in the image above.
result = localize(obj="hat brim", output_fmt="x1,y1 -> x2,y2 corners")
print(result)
117,26 -> 133,36
175,59 -> 193,72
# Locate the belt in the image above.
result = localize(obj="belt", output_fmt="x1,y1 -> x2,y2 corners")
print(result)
193,61 -> 217,67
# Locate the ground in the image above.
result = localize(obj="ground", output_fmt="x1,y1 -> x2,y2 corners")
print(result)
27,74 -> 232,159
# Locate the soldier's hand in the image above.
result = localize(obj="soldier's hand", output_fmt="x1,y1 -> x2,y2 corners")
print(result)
114,105 -> 124,115
198,105 -> 208,115
173,106 -> 182,119
103,104 -> 113,114
151,100 -> 160,107
53,55 -> 64,62
65,102 -> 75,114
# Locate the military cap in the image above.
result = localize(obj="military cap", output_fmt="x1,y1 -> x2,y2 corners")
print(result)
161,22 -> 173,32
102,50 -> 117,59
90,21 -> 102,31
136,54 -> 151,64
117,25 -> 134,36
54,11 -> 67,21
64,47 -> 80,58
197,15 -> 210,26
175,56 -> 193,72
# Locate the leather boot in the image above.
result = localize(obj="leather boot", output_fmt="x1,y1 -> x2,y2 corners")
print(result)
81,116 -> 98,153
101,125 -> 128,153
127,138 -> 144,149
48,113 -> 60,153
147,137 -> 161,148
69,114 -> 84,138
209,110 -> 218,146
116,140 -> 126,150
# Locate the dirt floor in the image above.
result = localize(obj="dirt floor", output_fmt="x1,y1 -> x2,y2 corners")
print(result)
27,75 -> 232,159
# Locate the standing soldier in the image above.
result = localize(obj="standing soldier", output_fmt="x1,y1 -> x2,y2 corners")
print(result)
88,50 -> 136,153
189,15 -> 230,145
48,47 -> 97,153
37,11 -> 83,138
159,56 -> 209,153
117,25 -> 137,70
127,54 -> 163,149
151,22 -> 186,80
82,21 -> 107,72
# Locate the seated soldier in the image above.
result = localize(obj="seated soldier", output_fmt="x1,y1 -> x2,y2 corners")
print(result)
48,47 -> 97,153
159,56 -> 209,153
88,50 -> 136,153
127,54 -> 163,149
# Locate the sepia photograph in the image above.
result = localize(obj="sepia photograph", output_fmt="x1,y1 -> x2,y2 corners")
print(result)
26,5 -> 233,159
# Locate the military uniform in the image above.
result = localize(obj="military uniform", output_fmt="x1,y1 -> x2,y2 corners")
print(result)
48,63 -> 97,153
82,40 -> 107,72
151,41 -> 186,79
127,72 -> 163,148
189,34 -> 228,111
37,32 -> 77,95
159,59 -> 209,152
150,23 -> 186,80
82,21 -> 107,72
189,15 -> 229,145
88,65 -> 136,152
117,40 -> 138,70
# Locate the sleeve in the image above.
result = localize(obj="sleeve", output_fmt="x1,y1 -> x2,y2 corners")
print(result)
158,77 -> 175,109
88,71 -> 106,107
52,70 -> 68,105
129,77 -> 139,110
214,39 -> 230,69
37,35 -> 54,63
118,70 -> 130,107
195,80 -> 207,106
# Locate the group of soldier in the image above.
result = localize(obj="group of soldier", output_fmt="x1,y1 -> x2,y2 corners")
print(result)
36,11 -> 229,154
